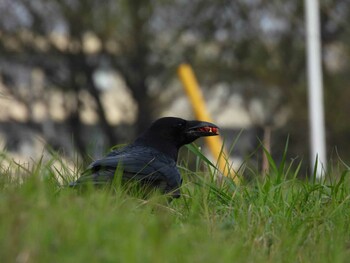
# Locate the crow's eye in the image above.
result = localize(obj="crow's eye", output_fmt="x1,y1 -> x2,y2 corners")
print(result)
175,122 -> 185,128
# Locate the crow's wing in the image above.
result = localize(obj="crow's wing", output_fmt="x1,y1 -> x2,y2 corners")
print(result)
72,145 -> 182,196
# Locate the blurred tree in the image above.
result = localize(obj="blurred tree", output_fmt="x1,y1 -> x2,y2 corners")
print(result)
1,0 -> 350,168
0,0 -> 166,156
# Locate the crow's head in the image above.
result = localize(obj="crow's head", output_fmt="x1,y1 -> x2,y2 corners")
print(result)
135,117 -> 219,160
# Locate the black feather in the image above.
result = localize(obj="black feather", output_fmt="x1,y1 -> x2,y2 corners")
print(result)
70,117 -> 219,198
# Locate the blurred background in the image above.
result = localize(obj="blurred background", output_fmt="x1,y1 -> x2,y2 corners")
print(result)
0,0 -> 349,173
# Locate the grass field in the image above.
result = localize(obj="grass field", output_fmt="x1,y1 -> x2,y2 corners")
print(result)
0,147 -> 349,263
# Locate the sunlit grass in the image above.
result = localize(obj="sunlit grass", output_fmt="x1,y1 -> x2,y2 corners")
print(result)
0,146 -> 349,263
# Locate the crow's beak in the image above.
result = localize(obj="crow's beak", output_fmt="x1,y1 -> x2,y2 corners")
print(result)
185,120 -> 220,137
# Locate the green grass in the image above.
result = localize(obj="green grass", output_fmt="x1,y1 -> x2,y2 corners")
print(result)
0,148 -> 349,263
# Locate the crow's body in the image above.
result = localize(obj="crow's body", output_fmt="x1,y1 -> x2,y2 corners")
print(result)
74,144 -> 181,197
70,117 -> 219,198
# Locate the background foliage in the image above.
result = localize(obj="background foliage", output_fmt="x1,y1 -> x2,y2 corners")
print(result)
0,0 -> 350,169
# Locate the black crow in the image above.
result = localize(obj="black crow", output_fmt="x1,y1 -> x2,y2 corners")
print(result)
70,117 -> 219,198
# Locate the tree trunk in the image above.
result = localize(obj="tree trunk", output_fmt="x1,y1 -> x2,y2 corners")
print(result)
82,56 -> 118,146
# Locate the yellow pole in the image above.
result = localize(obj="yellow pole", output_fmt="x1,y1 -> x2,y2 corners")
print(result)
177,63 -> 237,181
